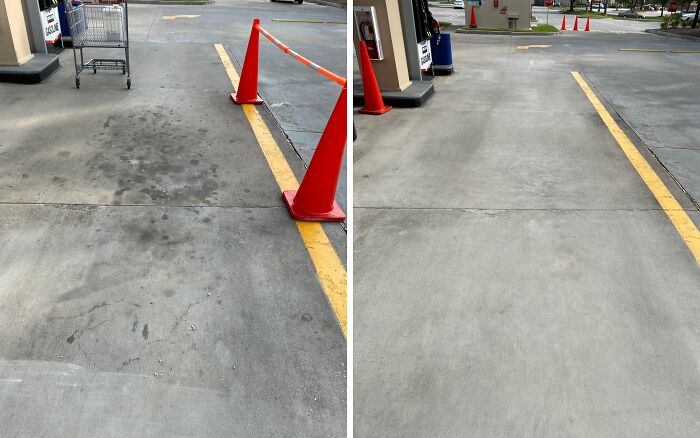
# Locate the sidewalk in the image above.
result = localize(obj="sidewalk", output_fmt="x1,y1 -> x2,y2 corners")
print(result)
354,31 -> 700,437
0,2 -> 345,436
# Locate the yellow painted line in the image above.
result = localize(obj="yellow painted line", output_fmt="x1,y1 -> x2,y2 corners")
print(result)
571,71 -> 700,265
618,48 -> 667,52
162,14 -> 201,20
214,43 -> 347,335
516,44 -> 552,49
670,50 -> 700,53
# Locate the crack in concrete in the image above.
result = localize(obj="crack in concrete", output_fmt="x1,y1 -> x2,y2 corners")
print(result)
172,299 -> 205,332
117,357 -> 140,371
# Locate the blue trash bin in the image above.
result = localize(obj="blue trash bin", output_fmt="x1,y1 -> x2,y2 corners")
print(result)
59,1 -> 86,40
429,32 -> 454,75
430,33 -> 453,66
58,1 -> 71,37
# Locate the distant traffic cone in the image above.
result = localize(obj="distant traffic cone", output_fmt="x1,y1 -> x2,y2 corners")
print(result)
357,41 -> 391,115
469,6 -> 477,28
561,15 -> 566,30
231,18 -> 263,105
282,85 -> 347,221
573,16 -> 579,30
584,16 -> 590,31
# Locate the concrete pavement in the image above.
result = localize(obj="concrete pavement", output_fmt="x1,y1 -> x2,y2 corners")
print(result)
0,0 -> 346,436
354,30 -> 700,437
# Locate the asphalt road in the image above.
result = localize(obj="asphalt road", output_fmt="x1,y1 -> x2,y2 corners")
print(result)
354,30 -> 700,437
0,0 -> 346,436
431,5 -> 661,32
531,6 -> 661,32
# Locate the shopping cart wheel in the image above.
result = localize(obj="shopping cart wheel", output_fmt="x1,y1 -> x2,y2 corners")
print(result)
127,78 -> 131,89
93,68 -> 97,74
75,77 -> 80,89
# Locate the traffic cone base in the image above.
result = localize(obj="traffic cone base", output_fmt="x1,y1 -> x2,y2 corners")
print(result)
282,190 -> 345,221
282,85 -> 347,222
230,92 -> 263,105
359,105 -> 392,115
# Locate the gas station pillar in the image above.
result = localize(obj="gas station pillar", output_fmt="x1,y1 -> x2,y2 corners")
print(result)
353,0 -> 435,107
0,0 -> 33,65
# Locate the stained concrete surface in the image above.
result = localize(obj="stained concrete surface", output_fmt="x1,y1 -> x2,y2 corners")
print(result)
0,205 -> 344,437
354,31 -> 700,437
0,0 -> 345,435
135,0 -> 348,210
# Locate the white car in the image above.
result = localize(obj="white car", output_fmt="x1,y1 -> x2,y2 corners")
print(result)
454,0 -> 464,8
681,12 -> 697,24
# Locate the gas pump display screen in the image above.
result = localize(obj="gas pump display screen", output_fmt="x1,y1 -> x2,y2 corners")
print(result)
354,6 -> 384,61
38,0 -> 61,11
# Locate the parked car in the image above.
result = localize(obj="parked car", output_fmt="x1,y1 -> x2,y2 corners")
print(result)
454,0 -> 464,8
618,9 -> 643,17
592,2 -> 604,8
681,12 -> 697,24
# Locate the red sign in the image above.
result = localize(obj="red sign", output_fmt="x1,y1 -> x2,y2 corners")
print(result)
668,1 -> 678,12
545,0 -> 553,6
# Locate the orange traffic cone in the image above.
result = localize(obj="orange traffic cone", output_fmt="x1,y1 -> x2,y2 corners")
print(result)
357,41 -> 391,115
584,16 -> 591,31
561,15 -> 566,30
469,6 -> 477,28
231,18 -> 263,105
573,16 -> 579,30
282,85 -> 347,221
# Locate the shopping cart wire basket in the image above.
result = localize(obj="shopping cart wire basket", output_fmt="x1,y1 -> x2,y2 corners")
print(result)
64,0 -> 131,89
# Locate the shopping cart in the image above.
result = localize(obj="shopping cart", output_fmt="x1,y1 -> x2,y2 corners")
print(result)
64,0 -> 131,89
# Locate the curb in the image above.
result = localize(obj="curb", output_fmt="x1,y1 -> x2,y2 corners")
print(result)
456,28 -> 560,35
129,0 -> 213,4
645,28 -> 700,41
304,0 -> 346,8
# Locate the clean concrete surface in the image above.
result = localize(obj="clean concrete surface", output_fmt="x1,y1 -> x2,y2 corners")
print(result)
0,0 -> 346,435
354,30 -> 700,437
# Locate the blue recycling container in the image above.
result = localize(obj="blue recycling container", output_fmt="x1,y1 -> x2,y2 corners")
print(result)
430,32 -> 453,66
58,1 -> 71,37
58,1 -> 86,38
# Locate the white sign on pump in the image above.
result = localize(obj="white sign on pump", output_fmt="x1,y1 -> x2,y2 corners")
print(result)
418,40 -> 432,71
40,7 -> 62,44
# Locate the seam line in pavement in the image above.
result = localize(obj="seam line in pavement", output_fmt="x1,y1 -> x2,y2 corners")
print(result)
572,70 -> 700,265
0,201 -> 287,209
353,207 -> 693,212
214,43 -> 347,336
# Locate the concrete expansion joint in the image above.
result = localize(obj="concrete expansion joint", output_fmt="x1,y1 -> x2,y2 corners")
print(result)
0,201 -> 289,210
355,206 -> 692,212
